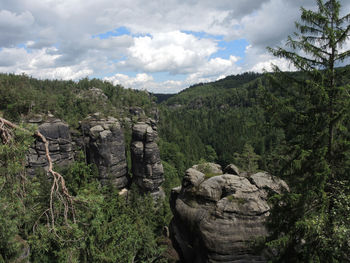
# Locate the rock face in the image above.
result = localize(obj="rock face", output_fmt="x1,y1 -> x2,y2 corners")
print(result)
27,116 -> 74,175
170,163 -> 289,263
81,114 -> 129,189
131,119 -> 164,198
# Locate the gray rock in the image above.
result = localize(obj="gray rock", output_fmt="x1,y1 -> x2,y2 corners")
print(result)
129,106 -> 145,117
224,163 -> 240,175
193,163 -> 223,175
81,115 -> 129,189
182,168 -> 205,188
250,172 -> 290,194
131,120 -> 164,198
170,164 -> 289,263
132,122 -> 148,141
90,125 -> 104,134
99,130 -> 112,140
26,118 -> 74,175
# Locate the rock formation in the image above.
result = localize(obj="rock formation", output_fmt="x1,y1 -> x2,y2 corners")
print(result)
170,163 -> 289,263
131,119 -> 164,199
26,113 -> 166,194
80,114 -> 129,189
26,115 -> 74,175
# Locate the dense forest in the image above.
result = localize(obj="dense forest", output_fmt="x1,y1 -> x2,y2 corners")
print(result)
0,75 -> 178,262
1,0 -> 350,262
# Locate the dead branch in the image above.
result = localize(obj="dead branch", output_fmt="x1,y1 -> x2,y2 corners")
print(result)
0,117 -> 75,230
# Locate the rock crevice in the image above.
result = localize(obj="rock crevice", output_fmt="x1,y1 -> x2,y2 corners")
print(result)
26,116 -> 74,176
80,114 -> 129,189
131,119 -> 164,198
170,163 -> 289,263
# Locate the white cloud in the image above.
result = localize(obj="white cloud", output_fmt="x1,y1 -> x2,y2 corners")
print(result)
0,10 -> 35,46
104,73 -> 184,93
121,31 -> 218,74
105,54 -> 242,93
0,47 -> 92,80
186,55 -> 242,84
1,0 -> 350,92
105,73 -> 153,88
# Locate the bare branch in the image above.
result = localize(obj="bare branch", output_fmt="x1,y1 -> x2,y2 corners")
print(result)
0,117 -> 75,230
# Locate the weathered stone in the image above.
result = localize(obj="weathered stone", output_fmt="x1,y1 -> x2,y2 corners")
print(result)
27,114 -> 43,123
26,117 -> 74,176
193,163 -> 223,175
224,163 -> 240,175
182,168 -> 205,189
249,172 -> 289,194
197,176 -> 225,201
81,115 -> 129,189
170,163 -> 289,263
90,125 -> 104,134
99,129 -> 112,140
129,106 -> 145,117
131,120 -> 164,199
132,122 -> 148,141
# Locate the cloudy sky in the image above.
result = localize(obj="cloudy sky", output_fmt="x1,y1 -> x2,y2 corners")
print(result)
1,0 -> 350,93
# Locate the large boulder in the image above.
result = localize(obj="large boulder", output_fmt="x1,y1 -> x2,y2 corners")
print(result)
131,119 -> 164,199
81,114 -> 129,189
26,116 -> 74,175
170,163 -> 289,263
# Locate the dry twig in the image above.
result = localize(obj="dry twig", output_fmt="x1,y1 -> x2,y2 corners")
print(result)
0,117 -> 75,230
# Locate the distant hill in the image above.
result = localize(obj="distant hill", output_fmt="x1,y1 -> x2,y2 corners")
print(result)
157,66 -> 350,173
162,72 -> 262,107
152,93 -> 175,103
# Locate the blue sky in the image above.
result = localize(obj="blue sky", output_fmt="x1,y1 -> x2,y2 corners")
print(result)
92,27 -> 250,83
1,0 -> 349,93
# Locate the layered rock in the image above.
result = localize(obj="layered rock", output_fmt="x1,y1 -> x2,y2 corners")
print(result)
26,115 -> 74,175
131,119 -> 164,199
170,163 -> 289,263
81,114 -> 129,189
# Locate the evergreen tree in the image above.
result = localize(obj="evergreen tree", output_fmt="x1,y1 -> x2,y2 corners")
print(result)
233,143 -> 260,174
264,0 -> 350,261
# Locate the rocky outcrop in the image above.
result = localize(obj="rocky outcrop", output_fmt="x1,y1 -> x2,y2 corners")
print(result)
81,114 -> 129,189
170,163 -> 289,263
131,119 -> 164,199
26,115 -> 74,175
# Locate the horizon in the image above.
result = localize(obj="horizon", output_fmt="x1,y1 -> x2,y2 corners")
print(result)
1,0 -> 350,93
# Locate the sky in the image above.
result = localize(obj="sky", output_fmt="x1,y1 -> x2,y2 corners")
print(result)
1,0 -> 350,93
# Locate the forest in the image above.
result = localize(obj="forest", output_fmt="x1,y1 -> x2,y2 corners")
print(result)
1,0 -> 350,262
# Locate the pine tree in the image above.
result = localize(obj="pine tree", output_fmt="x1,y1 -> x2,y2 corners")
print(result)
263,0 -> 350,261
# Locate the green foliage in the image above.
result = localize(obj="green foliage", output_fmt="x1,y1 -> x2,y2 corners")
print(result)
196,162 -> 221,179
158,72 -> 279,171
0,130 -> 166,262
0,129 -> 34,262
233,143 -> 260,174
264,1 -> 350,261
162,160 -> 181,197
0,74 -> 155,126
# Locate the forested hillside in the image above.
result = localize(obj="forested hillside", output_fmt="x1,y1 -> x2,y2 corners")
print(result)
158,72 -> 283,177
1,0 -> 350,261
0,74 -> 155,126
0,75 -> 177,263
1,65 -> 350,262
158,65 -> 350,179
156,1 -> 350,261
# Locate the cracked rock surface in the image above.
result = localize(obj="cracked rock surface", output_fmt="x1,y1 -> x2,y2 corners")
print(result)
170,163 -> 289,263
81,114 -> 129,189
131,119 -> 164,199
26,116 -> 74,176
